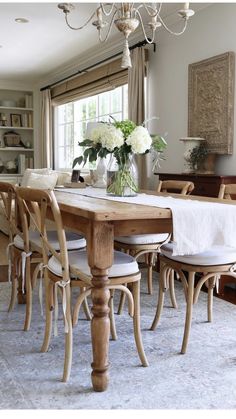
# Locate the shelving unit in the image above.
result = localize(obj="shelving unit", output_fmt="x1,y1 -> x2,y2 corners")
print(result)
0,88 -> 34,178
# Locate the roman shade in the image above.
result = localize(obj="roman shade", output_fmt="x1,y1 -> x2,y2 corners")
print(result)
51,58 -> 128,105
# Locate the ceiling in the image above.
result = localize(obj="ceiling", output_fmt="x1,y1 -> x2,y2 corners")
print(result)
0,2 -> 209,84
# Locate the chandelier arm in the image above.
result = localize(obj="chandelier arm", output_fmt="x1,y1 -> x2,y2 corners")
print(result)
157,15 -> 188,36
100,3 -> 117,17
97,10 -> 118,43
141,3 -> 162,17
65,10 -> 97,31
135,10 -> 156,44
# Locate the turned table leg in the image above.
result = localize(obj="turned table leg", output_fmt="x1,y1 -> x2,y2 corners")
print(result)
87,221 -> 113,392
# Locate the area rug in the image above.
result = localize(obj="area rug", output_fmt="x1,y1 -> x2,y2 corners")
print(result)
0,272 -> 236,410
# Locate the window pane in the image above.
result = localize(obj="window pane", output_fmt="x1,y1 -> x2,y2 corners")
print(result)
54,84 -> 128,170
99,91 -> 109,117
58,103 -> 73,123
110,88 -> 121,113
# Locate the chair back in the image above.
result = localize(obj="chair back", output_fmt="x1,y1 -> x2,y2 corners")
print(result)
16,187 -> 70,282
218,184 -> 236,200
0,182 -> 18,241
157,180 -> 194,195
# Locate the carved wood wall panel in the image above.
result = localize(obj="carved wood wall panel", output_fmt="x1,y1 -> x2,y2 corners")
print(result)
188,52 -> 235,154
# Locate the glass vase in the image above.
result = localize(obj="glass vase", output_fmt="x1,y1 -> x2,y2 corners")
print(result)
107,154 -> 139,197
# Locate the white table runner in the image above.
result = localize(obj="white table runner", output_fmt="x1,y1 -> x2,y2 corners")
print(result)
57,187 -> 236,256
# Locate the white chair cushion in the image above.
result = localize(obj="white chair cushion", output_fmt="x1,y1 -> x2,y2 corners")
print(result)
115,233 -> 169,245
21,168 -> 52,187
25,172 -> 58,190
13,231 -> 86,251
13,234 -> 25,250
161,242 -> 236,266
48,250 -> 139,278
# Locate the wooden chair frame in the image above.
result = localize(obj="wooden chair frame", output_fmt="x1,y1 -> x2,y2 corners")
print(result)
151,253 -> 236,354
16,187 -> 148,383
0,182 -> 41,325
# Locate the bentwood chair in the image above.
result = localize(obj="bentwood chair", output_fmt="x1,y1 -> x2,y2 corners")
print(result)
114,180 -> 194,315
218,183 -> 236,295
16,187 -> 148,383
218,183 -> 236,199
150,187 -> 236,353
0,181 -> 86,331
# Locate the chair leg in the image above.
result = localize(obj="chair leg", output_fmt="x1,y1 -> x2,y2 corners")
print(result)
147,252 -> 154,295
72,288 -> 92,327
83,296 -> 92,321
8,258 -> 18,312
41,278 -> 53,353
109,289 -> 117,340
150,262 -> 166,331
24,258 -> 32,331
117,287 -> 126,315
181,271 -> 195,354
132,280 -> 149,367
169,269 -> 178,309
207,277 -> 215,323
62,285 -> 73,382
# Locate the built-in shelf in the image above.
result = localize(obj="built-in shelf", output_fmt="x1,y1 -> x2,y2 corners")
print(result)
0,147 -> 33,151
0,89 -> 34,174
0,106 -> 33,111
0,126 -> 33,130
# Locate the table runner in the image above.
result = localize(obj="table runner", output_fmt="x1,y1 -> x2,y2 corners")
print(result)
56,187 -> 236,256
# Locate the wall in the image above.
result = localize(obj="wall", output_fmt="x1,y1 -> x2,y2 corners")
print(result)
147,3 -> 236,188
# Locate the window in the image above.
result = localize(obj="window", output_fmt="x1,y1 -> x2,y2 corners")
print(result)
54,84 -> 128,170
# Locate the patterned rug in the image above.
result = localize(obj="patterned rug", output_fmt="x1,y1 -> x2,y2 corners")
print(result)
0,273 -> 236,410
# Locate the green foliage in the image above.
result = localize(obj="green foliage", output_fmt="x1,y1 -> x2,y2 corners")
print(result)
151,135 -> 167,152
189,143 -> 208,169
113,120 -> 136,138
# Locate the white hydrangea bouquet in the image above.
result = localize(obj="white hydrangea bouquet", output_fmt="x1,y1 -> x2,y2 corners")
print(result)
73,119 -> 167,196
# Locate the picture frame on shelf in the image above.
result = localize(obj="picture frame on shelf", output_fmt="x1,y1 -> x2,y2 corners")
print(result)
10,113 -> 22,127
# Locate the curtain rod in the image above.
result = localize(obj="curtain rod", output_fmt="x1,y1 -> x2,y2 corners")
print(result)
40,39 -> 156,92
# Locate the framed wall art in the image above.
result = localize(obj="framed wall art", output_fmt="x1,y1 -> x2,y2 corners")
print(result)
188,52 -> 235,154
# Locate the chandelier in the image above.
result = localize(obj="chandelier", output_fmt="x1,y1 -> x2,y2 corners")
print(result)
58,3 -> 195,68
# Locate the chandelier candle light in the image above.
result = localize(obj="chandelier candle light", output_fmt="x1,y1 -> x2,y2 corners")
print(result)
58,3 -> 195,68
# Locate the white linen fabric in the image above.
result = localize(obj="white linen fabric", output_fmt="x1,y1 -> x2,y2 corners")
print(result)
57,187 -> 236,256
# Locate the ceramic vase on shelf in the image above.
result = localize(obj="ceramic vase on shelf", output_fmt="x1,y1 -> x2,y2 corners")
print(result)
106,154 -> 138,197
179,137 -> 205,173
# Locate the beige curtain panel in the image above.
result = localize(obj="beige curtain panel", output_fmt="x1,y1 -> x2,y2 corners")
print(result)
40,89 -> 53,168
51,58 -> 128,105
128,47 -> 148,189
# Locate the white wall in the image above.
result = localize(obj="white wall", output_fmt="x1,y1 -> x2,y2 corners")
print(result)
147,3 -> 236,188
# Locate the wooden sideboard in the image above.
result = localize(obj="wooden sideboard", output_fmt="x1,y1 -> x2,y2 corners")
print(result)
158,173 -> 236,198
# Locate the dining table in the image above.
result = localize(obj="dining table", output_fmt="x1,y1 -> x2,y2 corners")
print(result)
53,188 -> 236,392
